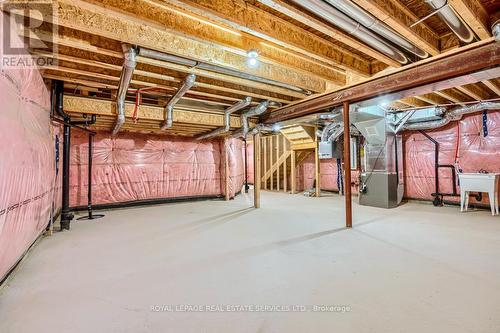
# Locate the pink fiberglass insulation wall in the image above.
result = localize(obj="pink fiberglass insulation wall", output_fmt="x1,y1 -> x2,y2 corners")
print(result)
70,132 -> 245,206
0,13 -> 57,280
244,141 -> 254,184
296,154 -> 360,193
226,138 -> 245,197
404,110 -> 499,205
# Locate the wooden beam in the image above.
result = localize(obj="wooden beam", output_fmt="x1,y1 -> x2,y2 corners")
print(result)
46,64 -> 294,105
223,138 -> 230,201
255,0 -> 401,69
82,0 -> 346,85
263,137 -> 267,190
351,0 -> 440,55
276,136 -> 280,191
343,102 -> 352,228
265,42 -> 500,123
291,150 -> 296,195
32,47 -> 305,100
314,130 -> 320,198
63,95 -> 244,127
415,93 -> 450,105
482,80 -> 500,96
283,135 -> 287,193
270,136 -> 274,190
434,88 -> 472,104
398,97 -> 431,107
158,0 -> 372,76
456,84 -> 492,101
448,0 -> 491,39
25,28 -> 307,99
42,0 -> 328,93
254,132 -> 261,208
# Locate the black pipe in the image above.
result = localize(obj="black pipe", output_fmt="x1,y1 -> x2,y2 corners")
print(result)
244,137 -> 249,193
394,135 -> 399,185
87,134 -> 93,218
59,85 -> 74,230
419,130 -> 458,206
77,134 -> 104,221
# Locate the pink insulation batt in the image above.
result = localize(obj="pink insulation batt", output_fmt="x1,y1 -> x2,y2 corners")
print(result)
70,132 -> 245,207
0,13 -> 57,280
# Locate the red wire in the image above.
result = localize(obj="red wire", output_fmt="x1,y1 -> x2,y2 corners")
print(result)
129,87 -> 164,123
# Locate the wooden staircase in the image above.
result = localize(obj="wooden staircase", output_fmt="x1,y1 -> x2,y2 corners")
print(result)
258,125 -> 318,194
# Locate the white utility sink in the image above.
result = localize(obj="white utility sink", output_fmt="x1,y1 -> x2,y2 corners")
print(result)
458,173 -> 499,216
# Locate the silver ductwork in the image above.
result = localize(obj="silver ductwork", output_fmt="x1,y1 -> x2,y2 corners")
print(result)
231,100 -> 270,138
349,106 -> 404,208
138,47 -> 311,95
492,19 -> 500,42
426,0 -> 475,43
112,45 -> 137,135
196,97 -> 252,140
325,0 -> 428,58
402,102 -> 500,131
161,74 -> 196,130
290,0 -> 409,64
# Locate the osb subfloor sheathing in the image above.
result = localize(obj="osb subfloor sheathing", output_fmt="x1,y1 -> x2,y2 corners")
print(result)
1,191 -> 499,333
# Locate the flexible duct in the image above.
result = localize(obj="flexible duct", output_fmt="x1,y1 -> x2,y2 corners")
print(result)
138,47 -> 311,95
426,0 -> 475,43
325,0 -> 428,58
402,102 -> 500,131
196,97 -> 252,140
290,0 -> 409,64
232,100 -> 270,138
113,45 -> 137,135
161,74 -> 196,130
493,20 -> 500,42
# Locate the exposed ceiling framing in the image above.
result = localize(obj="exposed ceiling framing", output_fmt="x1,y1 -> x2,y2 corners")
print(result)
2,0 -> 498,136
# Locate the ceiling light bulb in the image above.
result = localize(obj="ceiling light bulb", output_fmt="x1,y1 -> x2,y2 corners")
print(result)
247,57 -> 259,68
247,49 -> 259,58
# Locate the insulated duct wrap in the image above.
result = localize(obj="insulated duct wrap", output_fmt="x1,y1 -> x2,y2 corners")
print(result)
402,102 -> 500,131
0,13 -> 57,281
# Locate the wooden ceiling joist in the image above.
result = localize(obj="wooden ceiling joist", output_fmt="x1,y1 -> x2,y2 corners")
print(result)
152,0 -> 373,76
253,0 -> 401,68
415,93 -> 450,105
447,0 -> 491,40
456,83 -> 493,101
265,41 -> 500,123
80,0 -> 347,85
27,29 -> 311,100
351,0 -> 440,56
63,95 -> 246,128
434,88 -> 473,104
482,79 -> 500,96
36,0 -> 329,94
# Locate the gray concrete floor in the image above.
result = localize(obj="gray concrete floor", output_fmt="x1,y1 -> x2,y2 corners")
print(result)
1,190 -> 499,333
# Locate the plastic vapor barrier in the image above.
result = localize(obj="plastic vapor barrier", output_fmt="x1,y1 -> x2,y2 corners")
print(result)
297,154 -> 360,193
227,138 -> 245,198
404,111 -> 499,205
243,140 -> 254,184
0,13 -> 56,281
294,111 -> 498,206
70,133 -> 246,207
